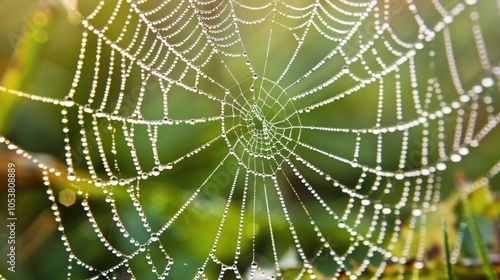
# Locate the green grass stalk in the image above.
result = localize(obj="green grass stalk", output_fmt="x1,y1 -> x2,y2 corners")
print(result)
462,195 -> 498,280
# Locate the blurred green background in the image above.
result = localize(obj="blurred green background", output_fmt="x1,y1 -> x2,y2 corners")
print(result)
0,0 -> 500,279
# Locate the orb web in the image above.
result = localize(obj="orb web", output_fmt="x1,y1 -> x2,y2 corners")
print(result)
0,0 -> 500,279
222,77 -> 302,176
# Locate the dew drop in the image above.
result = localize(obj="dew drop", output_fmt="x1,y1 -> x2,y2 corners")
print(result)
63,96 -> 75,107
442,106 -> 452,114
483,96 -> 492,104
481,77 -> 494,88
150,233 -> 159,242
165,163 -> 173,169
67,171 -> 76,181
251,261 -> 257,269
470,140 -> 479,147
412,209 -> 422,216
421,168 -> 430,176
394,171 -> 405,180
95,178 -> 103,187
414,261 -> 424,269
473,85 -> 483,94
95,109 -> 103,117
450,154 -> 461,162
493,66 -> 500,75
152,167 -> 160,176
459,94 -> 470,103
110,176 -> 118,185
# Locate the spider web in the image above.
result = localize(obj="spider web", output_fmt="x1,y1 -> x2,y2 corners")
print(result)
1,0 -> 500,279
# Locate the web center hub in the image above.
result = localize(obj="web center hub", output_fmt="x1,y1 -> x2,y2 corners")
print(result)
221,78 -> 302,176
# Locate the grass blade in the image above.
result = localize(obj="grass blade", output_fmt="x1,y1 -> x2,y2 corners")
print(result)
442,219 -> 455,280
442,218 -> 455,280
462,195 -> 498,280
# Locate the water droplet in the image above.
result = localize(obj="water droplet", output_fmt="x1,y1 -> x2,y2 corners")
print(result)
67,171 -> 76,181
361,199 -> 370,206
110,176 -> 118,185
436,162 -> 446,171
459,94 -> 470,103
421,168 -> 430,176
450,154 -> 461,162
252,74 -> 258,79
442,106 -> 452,114
64,96 -> 74,107
251,261 -> 257,269
412,209 -> 422,216
414,261 -> 424,269
95,178 -> 103,187
483,96 -> 492,104
493,66 -> 500,75
458,147 -> 469,156
152,167 -> 160,176
150,233 -> 159,242
481,77 -> 494,88
394,171 -> 405,180
165,163 -> 173,169
473,85 -> 483,94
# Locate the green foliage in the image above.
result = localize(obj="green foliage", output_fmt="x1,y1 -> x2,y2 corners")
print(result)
1,0 -> 500,279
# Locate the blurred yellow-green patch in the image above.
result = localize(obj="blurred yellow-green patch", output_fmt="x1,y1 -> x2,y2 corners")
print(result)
0,0 -> 500,279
